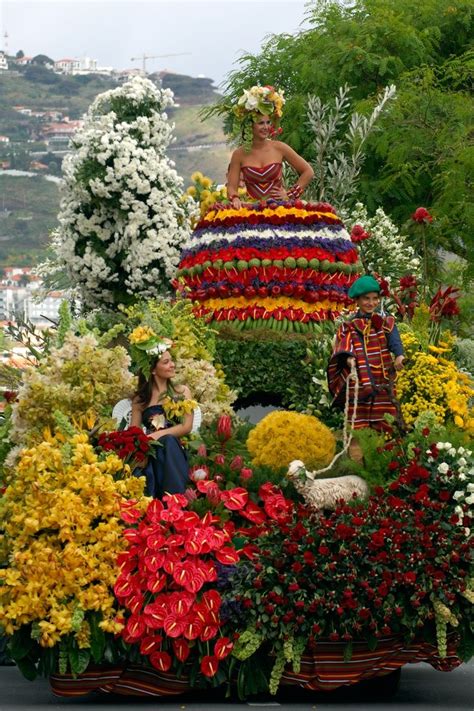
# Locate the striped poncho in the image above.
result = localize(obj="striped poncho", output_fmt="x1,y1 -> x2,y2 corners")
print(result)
327,312 -> 404,431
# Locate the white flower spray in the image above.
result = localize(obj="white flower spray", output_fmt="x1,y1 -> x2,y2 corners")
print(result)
44,76 -> 198,309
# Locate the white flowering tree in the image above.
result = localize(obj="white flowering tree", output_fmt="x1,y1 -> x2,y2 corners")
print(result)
348,202 -> 421,285
51,77 -> 196,309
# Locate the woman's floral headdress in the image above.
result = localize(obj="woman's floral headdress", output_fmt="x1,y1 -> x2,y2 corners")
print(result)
128,326 -> 173,377
232,85 -> 285,152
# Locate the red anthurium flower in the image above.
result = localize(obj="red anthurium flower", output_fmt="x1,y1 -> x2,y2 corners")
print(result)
220,487 -> 249,511
173,510 -> 201,531
127,593 -> 145,615
201,655 -> 219,678
113,577 -> 135,600
214,637 -> 234,660
139,635 -> 163,655
215,547 -> 240,565
170,593 -> 195,617
258,482 -> 280,500
146,571 -> 168,594
163,615 -> 186,638
196,559 -> 218,583
146,498 -> 164,522
196,480 -> 221,498
173,562 -> 206,593
240,543 -> 260,559
146,531 -> 166,550
240,501 -> 267,524
150,651 -> 172,672
208,528 -> 227,549
172,638 -> 190,662
123,528 -> 142,545
143,604 -> 167,630
200,624 -> 220,642
182,617 -> 203,640
201,589 -> 222,612
120,503 -> 143,524
125,614 -> 146,641
162,493 -> 188,508
144,552 -> 166,572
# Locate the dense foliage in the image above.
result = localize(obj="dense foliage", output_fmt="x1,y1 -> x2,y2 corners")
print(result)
215,0 -> 473,267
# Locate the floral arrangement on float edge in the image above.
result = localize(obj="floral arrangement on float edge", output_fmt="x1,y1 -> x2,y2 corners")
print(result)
0,407 -> 473,694
215,436 -> 474,694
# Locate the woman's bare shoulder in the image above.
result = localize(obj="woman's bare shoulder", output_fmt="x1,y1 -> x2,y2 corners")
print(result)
230,146 -> 245,163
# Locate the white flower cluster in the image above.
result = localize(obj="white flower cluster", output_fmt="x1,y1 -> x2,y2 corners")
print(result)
184,225 -> 352,251
52,76 -> 198,308
348,202 -> 421,283
433,442 -> 473,537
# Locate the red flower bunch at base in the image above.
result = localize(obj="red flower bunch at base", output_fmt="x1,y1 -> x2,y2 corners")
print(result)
220,439 -> 472,659
115,494 -> 239,678
98,427 -> 151,465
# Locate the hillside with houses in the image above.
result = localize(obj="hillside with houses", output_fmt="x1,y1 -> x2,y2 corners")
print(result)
0,49 -> 230,269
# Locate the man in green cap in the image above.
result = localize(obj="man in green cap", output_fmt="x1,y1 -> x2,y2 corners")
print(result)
327,275 -> 404,435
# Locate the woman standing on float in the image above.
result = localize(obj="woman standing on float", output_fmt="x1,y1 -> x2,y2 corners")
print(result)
178,85 -> 361,331
226,87 -> 314,208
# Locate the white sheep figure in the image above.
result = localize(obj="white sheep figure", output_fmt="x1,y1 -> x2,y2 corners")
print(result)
287,460 -> 369,511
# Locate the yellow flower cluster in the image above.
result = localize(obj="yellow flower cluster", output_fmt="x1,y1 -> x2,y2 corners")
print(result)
0,429 -> 146,648
129,325 -> 156,344
185,172 -> 244,218
204,205 -> 336,224
205,296 -> 342,314
162,396 -> 198,421
247,411 -> 336,473
397,334 -> 474,431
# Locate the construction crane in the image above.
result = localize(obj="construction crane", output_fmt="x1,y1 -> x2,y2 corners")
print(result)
130,52 -> 191,74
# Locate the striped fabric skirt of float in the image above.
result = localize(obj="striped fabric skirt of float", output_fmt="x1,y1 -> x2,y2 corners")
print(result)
49,637 -> 461,697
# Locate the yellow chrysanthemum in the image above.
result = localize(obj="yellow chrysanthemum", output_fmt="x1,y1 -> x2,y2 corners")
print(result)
247,411 -> 336,472
398,335 -> 474,432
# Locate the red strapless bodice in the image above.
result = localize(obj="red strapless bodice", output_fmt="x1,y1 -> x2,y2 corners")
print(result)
241,162 -> 283,200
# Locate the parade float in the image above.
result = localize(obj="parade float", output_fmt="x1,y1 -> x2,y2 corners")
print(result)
0,77 -> 473,700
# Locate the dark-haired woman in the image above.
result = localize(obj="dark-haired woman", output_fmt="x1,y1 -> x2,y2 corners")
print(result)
131,348 -> 192,498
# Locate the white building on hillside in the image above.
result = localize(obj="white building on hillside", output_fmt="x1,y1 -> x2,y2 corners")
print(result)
54,56 -> 113,76
0,52 -> 8,72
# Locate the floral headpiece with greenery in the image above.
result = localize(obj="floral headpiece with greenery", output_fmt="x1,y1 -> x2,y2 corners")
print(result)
128,326 -> 173,378
232,85 -> 285,152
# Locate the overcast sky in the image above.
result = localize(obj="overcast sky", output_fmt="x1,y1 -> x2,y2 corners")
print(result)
0,0 -> 310,86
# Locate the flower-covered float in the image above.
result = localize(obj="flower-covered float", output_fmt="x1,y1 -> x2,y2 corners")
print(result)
0,77 -> 473,701
176,200 -> 363,333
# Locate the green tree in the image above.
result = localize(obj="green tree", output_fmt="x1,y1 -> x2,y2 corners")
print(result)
213,0 -> 473,266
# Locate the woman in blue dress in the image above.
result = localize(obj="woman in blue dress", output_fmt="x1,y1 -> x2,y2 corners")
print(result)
130,345 -> 192,498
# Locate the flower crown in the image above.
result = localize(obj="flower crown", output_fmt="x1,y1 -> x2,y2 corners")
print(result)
235,85 -> 285,119
232,85 -> 285,152
129,326 -> 173,377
